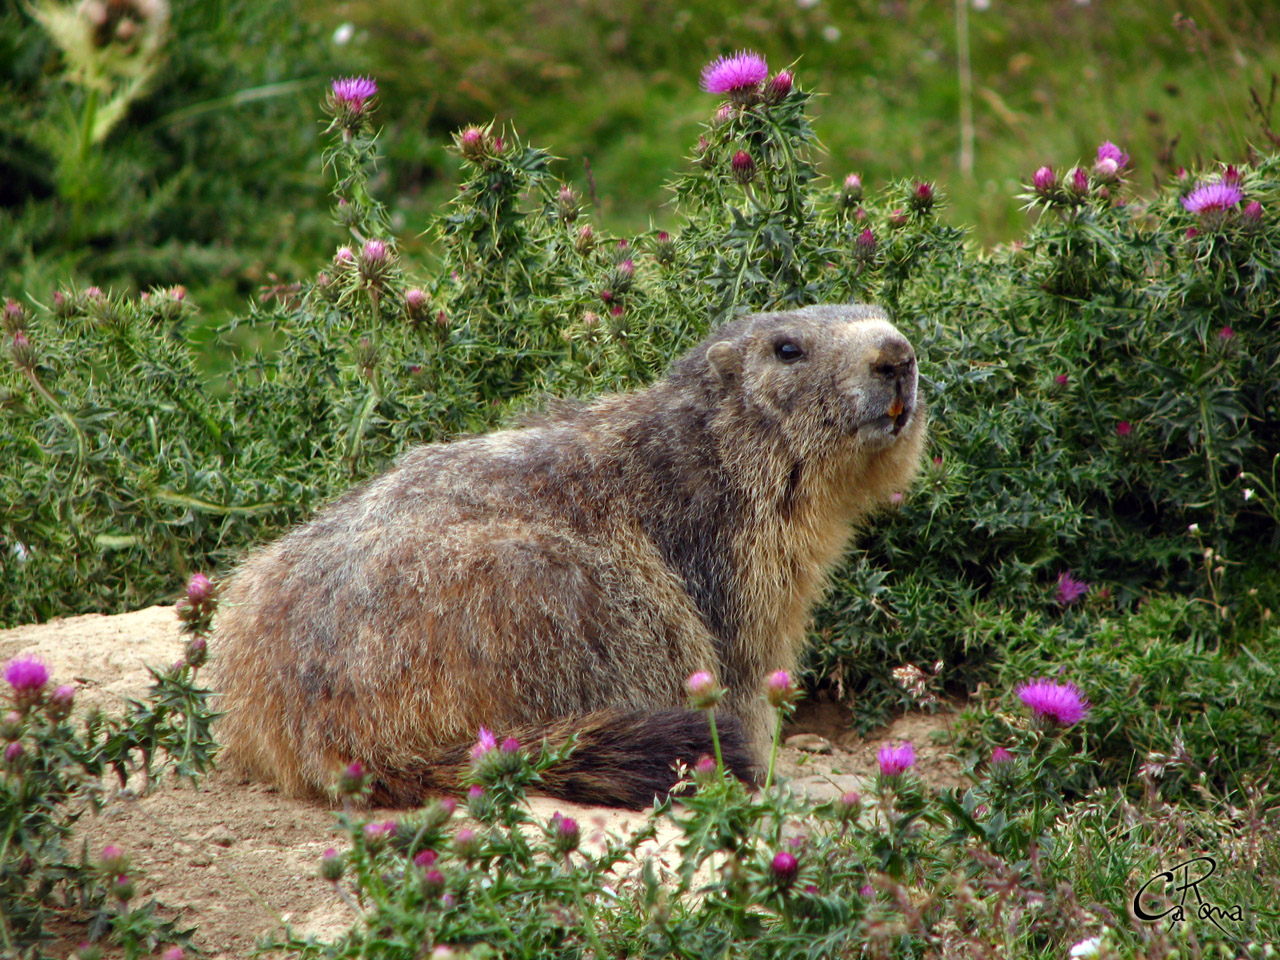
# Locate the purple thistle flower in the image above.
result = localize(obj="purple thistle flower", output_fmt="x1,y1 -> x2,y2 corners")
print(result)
331,76 -> 378,112
1219,326 -> 1235,341
1016,678 -> 1091,726
693,754 -> 717,779
1243,200 -> 1263,221
1096,141 -> 1129,168
1182,182 -> 1244,215
700,50 -> 769,95
731,149 -> 756,184
414,848 -> 438,868
500,736 -> 521,753
470,727 -> 497,759
860,883 -> 875,898
4,741 -> 22,764
877,741 -> 915,777
1054,570 -> 1089,606
1070,167 -> 1090,195
4,656 -> 49,694
990,746 -> 1014,766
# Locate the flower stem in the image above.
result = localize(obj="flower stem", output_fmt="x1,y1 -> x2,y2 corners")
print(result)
707,708 -> 724,776
764,711 -> 783,790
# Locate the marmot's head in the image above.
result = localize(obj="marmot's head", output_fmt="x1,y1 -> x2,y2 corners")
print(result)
682,304 -> 923,464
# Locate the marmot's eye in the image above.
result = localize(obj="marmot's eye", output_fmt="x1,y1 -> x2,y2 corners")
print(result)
774,340 -> 805,364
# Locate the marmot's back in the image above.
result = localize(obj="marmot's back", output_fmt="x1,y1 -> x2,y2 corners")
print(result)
214,303 -> 926,807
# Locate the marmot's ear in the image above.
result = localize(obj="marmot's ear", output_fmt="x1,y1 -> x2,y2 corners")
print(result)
707,341 -> 741,386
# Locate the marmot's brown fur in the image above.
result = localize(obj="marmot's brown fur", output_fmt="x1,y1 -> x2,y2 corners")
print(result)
214,304 -> 926,808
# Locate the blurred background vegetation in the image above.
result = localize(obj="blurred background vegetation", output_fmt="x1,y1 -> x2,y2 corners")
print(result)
4,0 -> 1279,326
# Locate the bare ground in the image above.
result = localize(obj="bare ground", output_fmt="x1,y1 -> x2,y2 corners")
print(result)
0,607 -> 962,958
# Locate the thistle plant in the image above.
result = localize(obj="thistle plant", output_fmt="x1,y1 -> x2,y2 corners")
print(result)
0,584 -> 217,956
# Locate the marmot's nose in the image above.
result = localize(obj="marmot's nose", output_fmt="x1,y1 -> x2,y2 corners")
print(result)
870,334 -> 915,383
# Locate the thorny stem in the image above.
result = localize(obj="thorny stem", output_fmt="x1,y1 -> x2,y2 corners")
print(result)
22,367 -> 88,463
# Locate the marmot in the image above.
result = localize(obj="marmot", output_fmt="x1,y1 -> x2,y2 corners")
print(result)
214,303 -> 926,808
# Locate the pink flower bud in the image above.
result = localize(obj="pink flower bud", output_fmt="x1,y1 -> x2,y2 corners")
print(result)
1033,165 -> 1056,196
686,671 -> 721,709
770,850 -> 798,888
766,669 -> 796,708
730,150 -> 756,185
767,70 -> 793,101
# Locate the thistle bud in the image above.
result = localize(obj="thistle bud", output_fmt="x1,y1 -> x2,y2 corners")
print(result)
453,827 -> 481,861
10,330 -> 36,370
404,288 -> 428,325
908,180 -> 935,213
111,873 -> 134,903
652,230 -> 676,266
693,754 -> 718,784
770,851 -> 799,889
551,813 -> 580,855
184,636 -> 208,669
556,185 -> 581,223
854,227 -> 877,262
766,70 -> 793,102
765,670 -> 798,708
1067,167 -> 1090,199
338,760 -> 368,796
457,126 -> 488,162
840,172 -> 863,207
730,150 -> 756,185
1,711 -> 21,741
47,684 -> 76,720
2,298 -> 26,335
1032,165 -> 1057,198
422,868 -> 445,898
320,847 -> 345,882
3,740 -> 23,767
686,671 -> 723,709
575,223 -> 596,255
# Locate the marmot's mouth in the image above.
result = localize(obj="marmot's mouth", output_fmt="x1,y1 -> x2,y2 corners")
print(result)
867,398 -> 913,436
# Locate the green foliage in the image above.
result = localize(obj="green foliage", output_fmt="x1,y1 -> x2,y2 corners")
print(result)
3,56 -> 1279,797
1,0 -> 340,315
270,696 -> 1279,958
0,582 -> 218,957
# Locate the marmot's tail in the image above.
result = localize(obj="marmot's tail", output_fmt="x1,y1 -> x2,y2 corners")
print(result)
371,708 -> 758,809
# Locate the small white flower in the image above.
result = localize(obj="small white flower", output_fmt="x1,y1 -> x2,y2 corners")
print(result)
822,24 -> 841,42
972,0 -> 991,10
1188,523 -> 1200,533
1244,488 -> 1255,501
332,21 -> 355,45
1069,937 -> 1103,959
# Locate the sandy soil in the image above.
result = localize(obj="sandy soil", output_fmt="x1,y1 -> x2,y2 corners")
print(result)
0,606 -> 962,958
